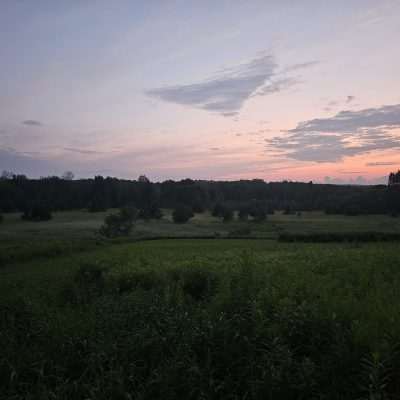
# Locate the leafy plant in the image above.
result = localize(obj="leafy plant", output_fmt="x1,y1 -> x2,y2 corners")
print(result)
99,205 -> 137,238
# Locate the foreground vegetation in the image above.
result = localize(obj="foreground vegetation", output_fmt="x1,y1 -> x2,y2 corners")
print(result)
2,210 -> 400,398
1,234 -> 400,398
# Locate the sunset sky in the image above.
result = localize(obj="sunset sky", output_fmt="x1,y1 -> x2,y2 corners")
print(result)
1,0 -> 400,183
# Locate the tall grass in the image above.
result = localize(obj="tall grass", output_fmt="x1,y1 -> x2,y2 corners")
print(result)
2,249 -> 400,399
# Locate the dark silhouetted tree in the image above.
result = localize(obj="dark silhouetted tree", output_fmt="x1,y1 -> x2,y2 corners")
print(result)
248,201 -> 267,222
172,205 -> 194,224
99,205 -> 138,238
62,171 -> 74,180
22,202 -> 52,221
238,205 -> 249,221
212,203 -> 226,218
89,176 -> 108,212
222,207 -> 234,222
1,170 -> 14,180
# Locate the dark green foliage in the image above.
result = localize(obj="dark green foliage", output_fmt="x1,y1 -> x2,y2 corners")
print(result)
387,185 -> 400,216
115,270 -> 165,293
192,200 -> 205,213
138,203 -> 163,220
88,176 -> 108,212
222,207 -> 234,222
0,174 -> 396,215
279,232 -> 400,242
60,263 -> 108,305
248,200 -> 268,222
21,202 -> 52,221
99,205 -> 137,238
4,252 -> 396,400
172,205 -> 194,223
212,202 -> 226,217
212,203 -> 234,222
283,205 -> 293,215
0,214 -> 3,223
228,226 -> 252,236
179,267 -> 219,301
238,206 -> 249,221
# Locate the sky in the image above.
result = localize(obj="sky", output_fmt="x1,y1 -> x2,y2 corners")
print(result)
1,0 -> 400,183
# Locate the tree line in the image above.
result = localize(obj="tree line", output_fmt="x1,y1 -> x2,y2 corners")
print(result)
0,171 -> 399,218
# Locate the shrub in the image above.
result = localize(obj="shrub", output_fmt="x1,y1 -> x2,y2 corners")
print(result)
283,205 -> 293,215
238,206 -> 249,221
248,201 -> 267,222
116,270 -> 165,294
21,203 -> 52,221
88,197 -> 107,212
138,203 -> 163,220
192,201 -> 205,213
172,205 -> 194,224
60,263 -> 108,305
222,207 -> 234,222
212,203 -> 233,221
278,232 -> 400,243
99,205 -> 137,238
212,202 -> 226,217
179,268 -> 219,301
228,227 -> 252,236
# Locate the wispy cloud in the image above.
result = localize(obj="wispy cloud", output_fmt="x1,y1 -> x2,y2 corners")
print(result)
22,120 -> 43,127
146,54 -> 316,116
266,104 -> 400,162
282,61 -> 319,73
63,147 -> 105,155
255,77 -> 300,96
366,161 -> 398,166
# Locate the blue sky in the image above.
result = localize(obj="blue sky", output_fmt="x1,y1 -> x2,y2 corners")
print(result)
1,0 -> 400,182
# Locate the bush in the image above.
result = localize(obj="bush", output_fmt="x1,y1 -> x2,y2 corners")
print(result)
99,205 -> 137,238
278,232 -> 400,243
178,268 -> 219,301
59,263 -> 108,305
283,205 -> 293,215
212,202 -> 226,217
248,201 -> 267,222
222,207 -> 234,222
115,270 -> 165,294
138,203 -> 163,220
192,201 -> 205,213
172,205 -> 194,223
228,227 -> 252,236
88,197 -> 107,212
21,203 -> 52,221
212,203 -> 233,221
238,206 -> 249,221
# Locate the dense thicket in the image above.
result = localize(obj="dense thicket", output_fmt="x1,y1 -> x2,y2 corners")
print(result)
3,250 -> 400,400
0,174 -> 399,215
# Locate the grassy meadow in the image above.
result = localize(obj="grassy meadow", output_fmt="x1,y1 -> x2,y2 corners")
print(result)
1,210 -> 400,399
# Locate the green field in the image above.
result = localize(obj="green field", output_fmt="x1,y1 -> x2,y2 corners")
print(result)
1,211 -> 400,399
2,209 -> 400,241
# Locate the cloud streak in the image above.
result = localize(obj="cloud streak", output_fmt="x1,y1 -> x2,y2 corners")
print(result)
63,147 -> 106,155
366,161 -> 398,166
146,54 -> 316,116
267,104 -> 400,162
22,120 -> 43,127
